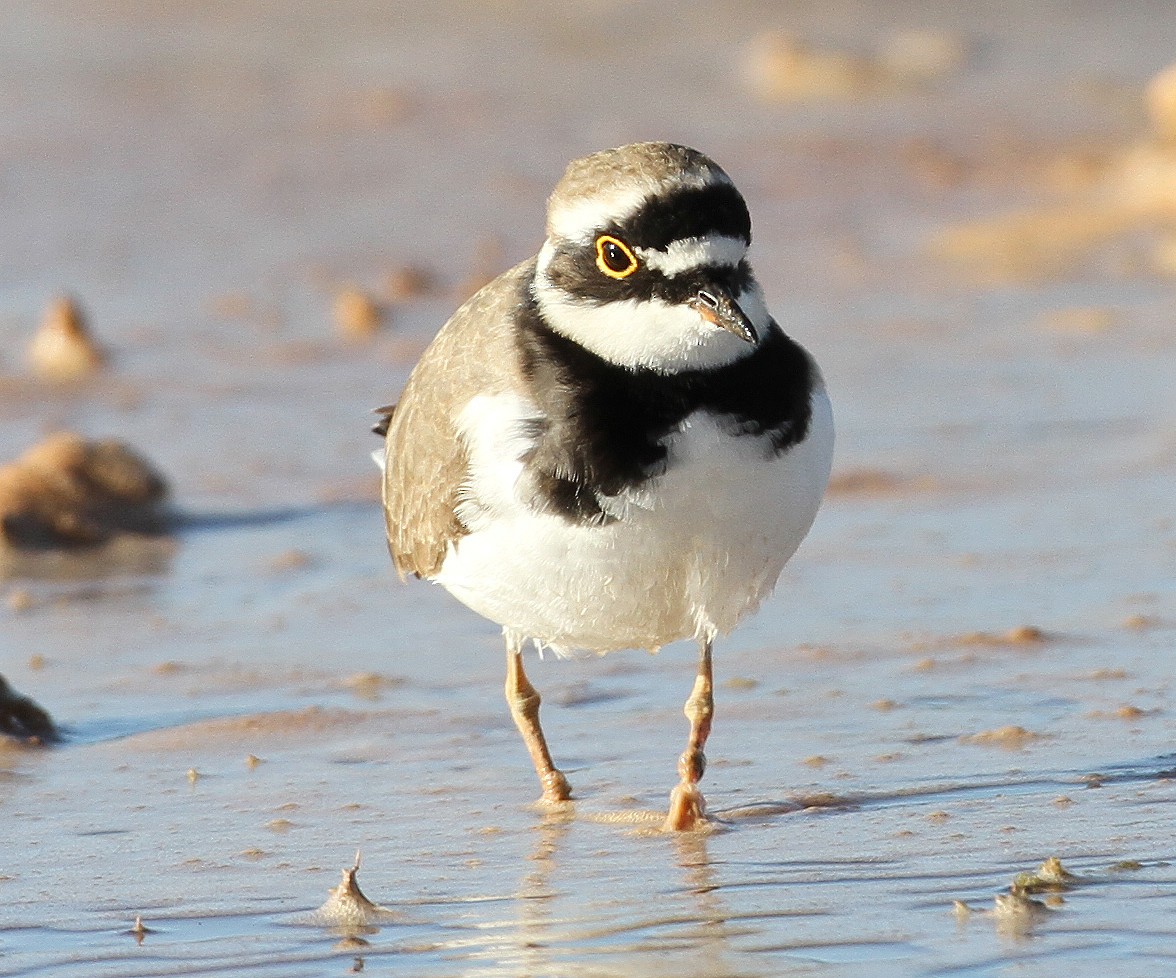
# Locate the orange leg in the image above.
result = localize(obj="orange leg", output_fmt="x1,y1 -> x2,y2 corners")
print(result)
664,636 -> 714,831
505,643 -> 572,804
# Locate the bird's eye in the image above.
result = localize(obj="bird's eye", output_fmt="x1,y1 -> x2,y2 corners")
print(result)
595,235 -> 639,279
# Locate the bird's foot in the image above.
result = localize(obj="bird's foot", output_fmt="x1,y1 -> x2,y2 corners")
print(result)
663,781 -> 707,831
539,769 -> 573,804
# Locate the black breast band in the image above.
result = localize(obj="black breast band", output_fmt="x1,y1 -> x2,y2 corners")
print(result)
513,283 -> 814,523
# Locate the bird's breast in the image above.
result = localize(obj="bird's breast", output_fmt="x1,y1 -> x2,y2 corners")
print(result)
436,386 -> 832,655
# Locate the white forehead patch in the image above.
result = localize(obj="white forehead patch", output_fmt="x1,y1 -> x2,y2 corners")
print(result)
637,235 -> 747,277
546,167 -> 734,244
547,185 -> 650,244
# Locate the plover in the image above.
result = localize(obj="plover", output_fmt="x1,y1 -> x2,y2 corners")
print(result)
375,142 -> 833,830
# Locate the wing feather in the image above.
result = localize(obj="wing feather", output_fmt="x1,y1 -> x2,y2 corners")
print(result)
381,260 -> 535,579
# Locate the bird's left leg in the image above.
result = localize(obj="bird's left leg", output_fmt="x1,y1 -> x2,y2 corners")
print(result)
664,635 -> 714,831
504,636 -> 572,804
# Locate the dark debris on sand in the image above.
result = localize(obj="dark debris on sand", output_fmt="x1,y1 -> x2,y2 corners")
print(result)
0,674 -> 58,744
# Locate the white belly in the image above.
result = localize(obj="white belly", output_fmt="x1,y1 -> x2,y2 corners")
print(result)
435,387 -> 834,655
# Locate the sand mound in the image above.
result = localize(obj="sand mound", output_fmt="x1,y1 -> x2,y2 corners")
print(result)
0,432 -> 170,550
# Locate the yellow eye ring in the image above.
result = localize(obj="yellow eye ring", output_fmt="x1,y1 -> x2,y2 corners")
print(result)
595,235 -> 639,279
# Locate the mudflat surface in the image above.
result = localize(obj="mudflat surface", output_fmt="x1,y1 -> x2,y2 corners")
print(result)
2,2 -> 1175,975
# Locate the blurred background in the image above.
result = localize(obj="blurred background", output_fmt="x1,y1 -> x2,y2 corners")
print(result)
2,2 -> 1175,976
2,1 -> 1173,506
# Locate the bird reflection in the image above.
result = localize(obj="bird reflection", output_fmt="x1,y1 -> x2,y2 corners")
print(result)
511,809 -> 573,977
670,832 -> 740,974
481,815 -> 742,978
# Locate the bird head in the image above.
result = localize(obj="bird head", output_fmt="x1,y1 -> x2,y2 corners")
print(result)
532,142 -> 768,373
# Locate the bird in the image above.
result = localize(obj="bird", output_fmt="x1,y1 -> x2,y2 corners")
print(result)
375,142 -> 833,830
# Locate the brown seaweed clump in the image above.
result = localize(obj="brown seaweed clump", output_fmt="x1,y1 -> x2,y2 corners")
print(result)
0,432 -> 170,549
26,297 -> 107,381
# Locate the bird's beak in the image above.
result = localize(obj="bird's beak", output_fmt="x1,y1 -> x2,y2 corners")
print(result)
687,285 -> 757,343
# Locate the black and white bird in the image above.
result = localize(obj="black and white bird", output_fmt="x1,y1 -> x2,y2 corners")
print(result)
375,142 -> 833,830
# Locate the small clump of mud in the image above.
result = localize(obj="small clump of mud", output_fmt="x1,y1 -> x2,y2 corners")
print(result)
992,891 -> 1056,933
0,432 -> 170,550
931,59 -> 1176,280
314,853 -> 399,929
1010,855 -> 1079,894
826,468 -> 939,497
26,296 -> 107,381
958,625 -> 1049,647
333,287 -> 387,340
959,725 -> 1047,750
1146,63 -> 1176,144
385,265 -> 440,303
125,915 -> 154,945
954,857 -> 1077,936
743,29 -> 966,102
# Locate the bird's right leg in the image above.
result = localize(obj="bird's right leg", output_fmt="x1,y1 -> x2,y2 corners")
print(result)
504,637 -> 572,804
663,635 -> 714,831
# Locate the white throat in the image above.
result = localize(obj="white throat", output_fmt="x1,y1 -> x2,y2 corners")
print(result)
533,242 -> 772,373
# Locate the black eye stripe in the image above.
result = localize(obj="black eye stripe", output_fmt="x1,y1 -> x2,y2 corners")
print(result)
600,183 -> 751,252
544,245 -> 753,306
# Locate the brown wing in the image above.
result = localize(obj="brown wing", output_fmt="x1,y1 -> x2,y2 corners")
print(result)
381,259 -> 534,579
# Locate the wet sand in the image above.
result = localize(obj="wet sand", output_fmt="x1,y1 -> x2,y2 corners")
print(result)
2,1 -> 1175,975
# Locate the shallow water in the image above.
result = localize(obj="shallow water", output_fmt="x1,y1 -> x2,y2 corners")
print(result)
2,1 -> 1175,975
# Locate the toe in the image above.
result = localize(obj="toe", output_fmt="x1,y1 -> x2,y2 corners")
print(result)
663,782 -> 706,831
540,769 -> 573,803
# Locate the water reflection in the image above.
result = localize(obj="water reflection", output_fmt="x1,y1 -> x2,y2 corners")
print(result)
670,832 -> 740,974
462,817 -> 748,978
514,810 -> 574,977
0,534 -> 176,580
